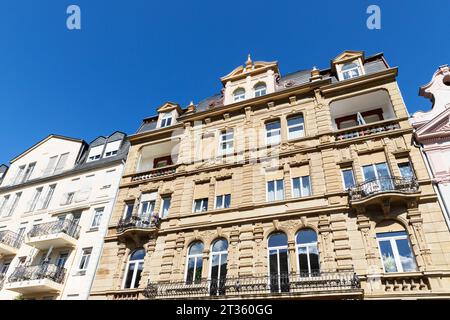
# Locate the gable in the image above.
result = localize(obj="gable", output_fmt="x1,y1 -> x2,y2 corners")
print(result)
332,50 -> 365,64
416,107 -> 450,138
157,102 -> 182,114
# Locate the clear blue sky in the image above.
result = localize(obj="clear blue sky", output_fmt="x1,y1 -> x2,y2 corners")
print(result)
0,0 -> 449,165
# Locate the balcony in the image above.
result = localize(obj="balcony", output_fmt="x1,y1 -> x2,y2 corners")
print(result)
143,271 -> 362,299
4,263 -> 66,294
117,214 -> 160,238
335,119 -> 400,141
25,219 -> 81,250
0,230 -> 23,256
350,177 -> 420,205
131,164 -> 177,183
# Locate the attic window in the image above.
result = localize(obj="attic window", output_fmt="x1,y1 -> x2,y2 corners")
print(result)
104,140 -> 121,158
254,83 -> 267,97
233,88 -> 246,102
340,62 -> 361,80
160,112 -> 173,128
87,145 -> 104,162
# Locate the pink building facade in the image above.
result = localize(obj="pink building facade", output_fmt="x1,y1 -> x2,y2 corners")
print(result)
411,65 -> 450,225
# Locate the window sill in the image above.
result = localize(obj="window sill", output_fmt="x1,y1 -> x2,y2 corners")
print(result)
87,227 -> 99,233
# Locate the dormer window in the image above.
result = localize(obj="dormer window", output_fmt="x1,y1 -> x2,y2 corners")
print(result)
160,112 -> 173,128
104,140 -> 121,158
341,62 -> 361,80
254,83 -> 267,97
87,145 -> 104,162
233,88 -> 246,102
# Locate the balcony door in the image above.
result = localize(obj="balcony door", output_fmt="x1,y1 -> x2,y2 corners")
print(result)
362,162 -> 392,193
268,233 -> 289,293
209,239 -> 228,296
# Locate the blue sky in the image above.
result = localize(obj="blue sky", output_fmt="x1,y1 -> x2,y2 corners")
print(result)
0,0 -> 449,165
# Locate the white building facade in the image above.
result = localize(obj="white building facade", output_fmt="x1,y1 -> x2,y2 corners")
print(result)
0,132 -> 129,300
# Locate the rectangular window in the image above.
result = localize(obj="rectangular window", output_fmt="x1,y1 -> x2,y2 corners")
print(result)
266,120 -> 281,146
54,153 -> 69,174
43,156 -> 58,176
78,248 -> 92,271
341,169 -> 356,190
193,198 -> 208,213
27,187 -> 43,212
22,163 -> 36,183
160,113 -> 173,128
398,162 -> 414,178
41,184 -> 56,209
267,179 -> 284,201
123,202 -> 134,219
219,130 -> 234,155
91,208 -> 104,228
215,194 -> 231,209
1,262 -> 10,275
377,231 -> 417,273
104,141 -> 121,158
160,196 -> 171,218
292,176 -> 311,197
0,195 -> 10,216
140,200 -> 155,216
56,253 -> 69,268
13,165 -> 25,184
287,115 -> 305,140
5,193 -> 21,217
62,192 -> 75,205
87,145 -> 104,162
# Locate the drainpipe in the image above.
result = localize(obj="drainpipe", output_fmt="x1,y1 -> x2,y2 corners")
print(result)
414,139 -> 450,231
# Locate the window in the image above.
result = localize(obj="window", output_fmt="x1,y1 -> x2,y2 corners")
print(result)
160,112 -> 173,128
268,233 -> 289,293
233,88 -> 245,102
91,208 -> 104,228
267,179 -> 284,201
78,248 -> 92,271
123,202 -> 134,220
1,261 -> 10,275
265,120 -> 281,145
218,130 -> 234,155
43,156 -> 58,176
215,194 -> 231,209
335,108 -> 383,129
22,163 -> 36,183
362,162 -> 392,191
54,153 -> 69,174
41,184 -> 56,209
13,165 -> 25,184
254,83 -> 267,97
377,231 -> 417,273
296,229 -> 320,276
27,187 -> 43,212
0,195 -> 10,216
193,198 -> 208,213
153,156 -> 172,168
17,224 -> 26,239
87,145 -> 104,162
398,162 -> 414,178
5,193 -> 21,217
209,239 -> 228,296
292,176 -> 311,197
185,242 -> 204,284
62,192 -> 75,205
341,169 -> 355,190
160,196 -> 171,219
123,249 -> 145,289
104,141 -> 121,158
287,115 -> 305,140
140,200 -> 155,217
341,62 -> 361,80
56,253 -> 69,268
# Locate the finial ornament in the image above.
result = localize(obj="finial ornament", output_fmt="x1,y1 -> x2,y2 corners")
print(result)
246,53 -> 253,68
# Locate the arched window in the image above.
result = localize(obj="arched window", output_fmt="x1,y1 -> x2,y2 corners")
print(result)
287,114 -> 305,140
296,229 -> 319,276
185,241 -> 204,284
254,83 -> 267,97
233,88 -> 246,102
341,62 -> 360,80
123,248 -> 145,289
209,239 -> 228,296
376,221 -> 417,273
268,232 -> 289,293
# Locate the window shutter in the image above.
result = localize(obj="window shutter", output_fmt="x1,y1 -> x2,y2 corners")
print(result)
141,192 -> 157,202
264,169 -> 284,181
216,178 -> 232,195
359,152 -> 386,166
104,140 -> 121,154
194,183 -> 209,199
291,165 -> 310,178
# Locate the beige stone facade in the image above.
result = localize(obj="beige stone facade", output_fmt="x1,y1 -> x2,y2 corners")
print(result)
89,51 -> 450,300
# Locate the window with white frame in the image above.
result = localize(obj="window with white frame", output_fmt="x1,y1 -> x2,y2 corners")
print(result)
13,165 -> 25,184
233,88 -> 245,102
62,192 -> 75,205
140,199 -> 155,217
292,176 -> 311,197
341,168 -> 355,190
123,249 -> 145,289
43,156 -> 58,176
209,239 -> 228,296
254,83 -> 267,97
185,242 -> 204,284
296,229 -> 320,276
87,145 -> 104,162
193,198 -> 208,213
160,196 -> 171,219
398,162 -> 414,178
104,140 -> 121,158
160,112 -> 173,128
22,163 -> 35,183
362,162 -> 392,191
53,153 -> 69,174
376,231 -> 417,273
218,130 -> 234,155
27,187 -> 43,212
41,184 -> 56,209
340,62 -> 362,80
265,120 -> 281,145
215,194 -> 231,209
268,232 -> 289,293
287,115 -> 305,140
123,202 -> 134,220
91,207 -> 104,228
267,179 -> 284,201
0,195 -> 10,216
78,248 -> 92,271
5,192 -> 21,217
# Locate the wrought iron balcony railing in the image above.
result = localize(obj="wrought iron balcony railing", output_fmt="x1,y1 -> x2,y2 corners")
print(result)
27,219 -> 81,240
349,176 -> 419,201
8,263 -> 66,284
0,230 -> 23,249
143,271 -> 360,299
117,213 -> 161,234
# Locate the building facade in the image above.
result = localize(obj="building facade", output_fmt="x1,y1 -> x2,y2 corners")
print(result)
411,65 -> 450,227
90,51 -> 450,300
0,132 -> 129,300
